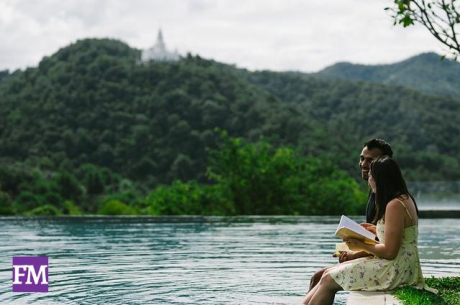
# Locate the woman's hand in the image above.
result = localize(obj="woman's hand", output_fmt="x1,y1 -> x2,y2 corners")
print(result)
343,238 -> 365,252
336,251 -> 359,263
360,223 -> 377,235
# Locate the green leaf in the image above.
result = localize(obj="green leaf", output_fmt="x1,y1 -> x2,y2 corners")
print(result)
401,15 -> 414,27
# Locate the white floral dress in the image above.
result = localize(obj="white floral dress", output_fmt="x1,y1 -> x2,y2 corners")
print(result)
329,201 -> 429,291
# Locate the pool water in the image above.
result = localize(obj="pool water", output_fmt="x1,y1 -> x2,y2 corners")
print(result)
0,216 -> 459,304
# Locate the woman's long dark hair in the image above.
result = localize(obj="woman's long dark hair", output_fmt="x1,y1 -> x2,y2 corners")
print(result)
371,155 -> 419,223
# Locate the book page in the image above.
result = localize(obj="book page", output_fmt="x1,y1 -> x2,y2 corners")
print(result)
335,215 -> 378,244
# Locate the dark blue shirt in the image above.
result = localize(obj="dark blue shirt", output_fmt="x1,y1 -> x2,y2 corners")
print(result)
366,191 -> 376,224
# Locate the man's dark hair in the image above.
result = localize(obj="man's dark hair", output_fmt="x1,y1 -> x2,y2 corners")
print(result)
364,139 -> 393,157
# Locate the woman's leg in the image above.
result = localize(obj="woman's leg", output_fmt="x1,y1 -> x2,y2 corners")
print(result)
308,266 -> 327,292
302,283 -> 319,304
308,273 -> 342,305
303,265 -> 337,304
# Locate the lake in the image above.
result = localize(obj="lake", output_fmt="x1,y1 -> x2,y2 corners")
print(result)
0,216 -> 459,304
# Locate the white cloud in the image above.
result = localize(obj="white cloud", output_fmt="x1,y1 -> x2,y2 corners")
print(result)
0,0 -> 446,72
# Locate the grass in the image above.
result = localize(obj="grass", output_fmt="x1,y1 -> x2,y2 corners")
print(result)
393,277 -> 460,305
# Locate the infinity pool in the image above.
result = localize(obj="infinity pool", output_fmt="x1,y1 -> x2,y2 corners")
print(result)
0,216 -> 459,304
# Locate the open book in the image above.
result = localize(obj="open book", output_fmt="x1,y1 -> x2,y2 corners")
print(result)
335,215 -> 379,245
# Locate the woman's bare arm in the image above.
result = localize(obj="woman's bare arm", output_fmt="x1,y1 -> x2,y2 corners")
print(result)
345,199 -> 405,260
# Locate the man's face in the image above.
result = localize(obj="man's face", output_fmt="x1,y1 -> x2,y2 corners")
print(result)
359,147 -> 383,181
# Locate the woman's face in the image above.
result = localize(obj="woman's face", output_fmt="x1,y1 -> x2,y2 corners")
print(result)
368,171 -> 376,193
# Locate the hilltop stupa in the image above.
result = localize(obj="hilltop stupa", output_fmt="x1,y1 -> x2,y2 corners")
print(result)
141,29 -> 180,62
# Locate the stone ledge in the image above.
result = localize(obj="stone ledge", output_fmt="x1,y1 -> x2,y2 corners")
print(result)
346,274 -> 459,304
347,291 -> 401,305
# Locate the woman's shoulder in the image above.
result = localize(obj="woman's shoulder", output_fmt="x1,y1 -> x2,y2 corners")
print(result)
385,199 -> 404,219
388,195 -> 412,206
385,197 -> 409,217
386,197 -> 407,209
386,195 -> 418,224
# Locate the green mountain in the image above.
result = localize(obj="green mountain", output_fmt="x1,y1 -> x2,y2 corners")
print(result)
0,39 -> 320,189
316,52 -> 460,97
1,38 -> 459,194
239,70 -> 460,181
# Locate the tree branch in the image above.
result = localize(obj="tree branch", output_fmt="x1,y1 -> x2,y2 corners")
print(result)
389,0 -> 460,57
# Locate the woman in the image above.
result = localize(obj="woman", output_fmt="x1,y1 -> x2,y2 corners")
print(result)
302,155 -> 435,305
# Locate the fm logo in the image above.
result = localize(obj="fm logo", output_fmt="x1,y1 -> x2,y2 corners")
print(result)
12,257 -> 49,293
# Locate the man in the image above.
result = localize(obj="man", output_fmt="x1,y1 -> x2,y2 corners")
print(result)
307,138 -> 393,291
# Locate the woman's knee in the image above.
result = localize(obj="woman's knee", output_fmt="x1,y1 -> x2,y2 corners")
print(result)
309,267 -> 327,290
312,269 -> 324,282
319,273 -> 339,289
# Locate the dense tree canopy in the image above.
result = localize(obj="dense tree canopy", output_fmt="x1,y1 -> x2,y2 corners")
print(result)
0,38 -> 459,215
240,69 -> 460,181
0,39 -> 320,188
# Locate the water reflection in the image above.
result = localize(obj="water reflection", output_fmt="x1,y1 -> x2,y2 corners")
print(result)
0,216 -> 459,305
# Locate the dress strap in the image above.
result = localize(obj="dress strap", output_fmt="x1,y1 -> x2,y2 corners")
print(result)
395,198 -> 415,225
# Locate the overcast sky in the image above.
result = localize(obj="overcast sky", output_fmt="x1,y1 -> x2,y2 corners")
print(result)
0,0 -> 445,73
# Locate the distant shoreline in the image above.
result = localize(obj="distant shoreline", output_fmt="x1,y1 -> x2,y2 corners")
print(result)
1,212 -> 460,222
419,210 -> 460,218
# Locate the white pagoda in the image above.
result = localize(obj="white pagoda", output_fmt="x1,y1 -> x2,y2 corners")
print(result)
141,29 -> 180,62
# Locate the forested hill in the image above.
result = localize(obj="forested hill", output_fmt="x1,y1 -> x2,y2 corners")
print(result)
0,38 -> 321,188
1,38 -> 460,193
239,70 -> 460,181
316,52 -> 460,97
